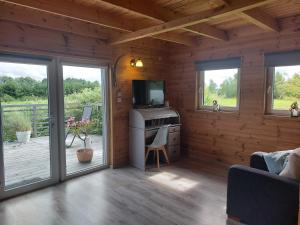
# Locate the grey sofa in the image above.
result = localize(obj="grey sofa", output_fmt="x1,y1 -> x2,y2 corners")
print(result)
227,152 -> 299,225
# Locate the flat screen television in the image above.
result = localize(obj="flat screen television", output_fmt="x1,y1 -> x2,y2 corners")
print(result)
132,80 -> 165,108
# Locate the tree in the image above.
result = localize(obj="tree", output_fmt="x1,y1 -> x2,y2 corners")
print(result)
218,74 -> 237,98
285,73 -> 300,98
0,75 -> 100,101
63,78 -> 99,95
208,79 -> 218,94
273,71 -> 286,99
15,77 -> 37,98
34,79 -> 48,97
0,76 -> 17,98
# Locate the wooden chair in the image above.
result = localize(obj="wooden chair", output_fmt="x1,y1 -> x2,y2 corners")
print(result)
145,125 -> 170,169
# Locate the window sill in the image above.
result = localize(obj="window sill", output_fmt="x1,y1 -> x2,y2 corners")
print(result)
195,109 -> 240,115
264,114 -> 300,121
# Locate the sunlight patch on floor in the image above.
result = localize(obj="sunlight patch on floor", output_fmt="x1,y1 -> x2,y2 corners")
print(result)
148,171 -> 199,192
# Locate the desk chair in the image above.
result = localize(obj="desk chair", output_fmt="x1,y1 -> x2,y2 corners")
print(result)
145,125 -> 170,169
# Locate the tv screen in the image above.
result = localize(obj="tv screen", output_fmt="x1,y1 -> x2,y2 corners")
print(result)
132,80 -> 165,107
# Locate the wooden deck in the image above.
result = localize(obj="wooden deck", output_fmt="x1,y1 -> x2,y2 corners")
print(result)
3,135 -> 104,189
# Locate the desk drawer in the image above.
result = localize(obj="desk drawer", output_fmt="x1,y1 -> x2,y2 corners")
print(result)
168,131 -> 180,145
169,126 -> 180,133
168,145 -> 180,161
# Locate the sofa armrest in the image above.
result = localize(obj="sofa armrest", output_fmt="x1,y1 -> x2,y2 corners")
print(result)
250,151 -> 268,171
227,165 -> 299,225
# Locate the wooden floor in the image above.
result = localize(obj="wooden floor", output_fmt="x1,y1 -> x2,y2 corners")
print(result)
0,159 -> 241,225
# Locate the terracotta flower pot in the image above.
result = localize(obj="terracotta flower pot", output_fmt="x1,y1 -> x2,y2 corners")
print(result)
76,148 -> 94,163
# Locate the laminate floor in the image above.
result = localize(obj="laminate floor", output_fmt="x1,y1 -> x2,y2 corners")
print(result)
0,159 -> 241,225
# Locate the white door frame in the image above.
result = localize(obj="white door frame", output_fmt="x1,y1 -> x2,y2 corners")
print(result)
57,57 -> 109,181
0,53 -> 111,199
0,54 -> 60,200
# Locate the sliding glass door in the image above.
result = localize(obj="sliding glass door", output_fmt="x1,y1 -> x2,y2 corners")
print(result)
0,56 -> 59,199
60,63 -> 107,178
0,55 -> 108,199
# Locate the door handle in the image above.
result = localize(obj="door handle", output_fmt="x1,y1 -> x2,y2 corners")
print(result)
48,116 -> 56,127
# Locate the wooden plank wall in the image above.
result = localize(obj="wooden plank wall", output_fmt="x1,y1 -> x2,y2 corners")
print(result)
167,15 -> 300,165
111,46 -> 169,167
0,19 -> 170,168
3,8 -> 300,168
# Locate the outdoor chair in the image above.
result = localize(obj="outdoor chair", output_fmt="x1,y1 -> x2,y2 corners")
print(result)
65,105 -> 93,148
145,125 -> 170,169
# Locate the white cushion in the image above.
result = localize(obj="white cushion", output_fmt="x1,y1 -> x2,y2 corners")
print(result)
293,147 -> 300,156
279,148 -> 300,181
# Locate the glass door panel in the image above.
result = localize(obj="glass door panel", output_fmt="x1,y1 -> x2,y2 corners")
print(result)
62,64 -> 105,175
0,59 -> 57,195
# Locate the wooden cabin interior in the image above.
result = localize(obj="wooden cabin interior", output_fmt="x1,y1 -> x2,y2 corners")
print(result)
1,0 -> 300,224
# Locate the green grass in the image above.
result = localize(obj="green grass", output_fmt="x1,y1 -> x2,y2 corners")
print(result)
273,98 -> 299,110
204,96 -> 237,107
2,99 -> 48,105
204,95 -> 299,110
3,95 -> 299,111
218,98 -> 237,107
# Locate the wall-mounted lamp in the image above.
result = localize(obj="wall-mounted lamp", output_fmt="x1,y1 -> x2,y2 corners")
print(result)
130,58 -> 143,68
112,55 -> 144,87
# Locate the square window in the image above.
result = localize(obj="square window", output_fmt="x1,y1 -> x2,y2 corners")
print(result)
197,68 -> 240,111
266,65 -> 300,114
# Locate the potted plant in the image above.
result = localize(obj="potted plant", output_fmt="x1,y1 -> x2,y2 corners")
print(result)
290,101 -> 299,117
212,100 -> 220,112
67,117 -> 94,163
10,113 -> 32,143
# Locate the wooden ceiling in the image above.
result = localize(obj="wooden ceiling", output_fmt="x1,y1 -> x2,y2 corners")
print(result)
1,0 -> 300,46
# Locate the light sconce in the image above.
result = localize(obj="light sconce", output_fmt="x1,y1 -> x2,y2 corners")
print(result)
112,55 -> 144,87
130,58 -> 143,68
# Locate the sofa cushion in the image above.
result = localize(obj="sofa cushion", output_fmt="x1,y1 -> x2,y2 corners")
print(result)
263,150 -> 292,174
280,148 -> 300,181
250,152 -> 269,171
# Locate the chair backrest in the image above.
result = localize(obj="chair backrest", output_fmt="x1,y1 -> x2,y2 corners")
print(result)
81,105 -> 93,121
151,125 -> 169,147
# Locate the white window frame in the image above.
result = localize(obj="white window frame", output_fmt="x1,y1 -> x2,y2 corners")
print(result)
265,66 -> 299,115
57,58 -> 110,181
196,68 -> 241,112
265,51 -> 300,115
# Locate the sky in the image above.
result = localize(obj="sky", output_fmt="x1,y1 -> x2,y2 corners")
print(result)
275,65 -> 300,79
0,62 -> 102,83
1,62 -> 299,85
0,62 -> 47,80
205,68 -> 238,87
63,65 -> 102,83
205,65 -> 300,87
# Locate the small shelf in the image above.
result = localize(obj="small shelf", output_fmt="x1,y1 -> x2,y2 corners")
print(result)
195,109 -> 240,115
263,114 -> 300,121
145,123 -> 181,131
